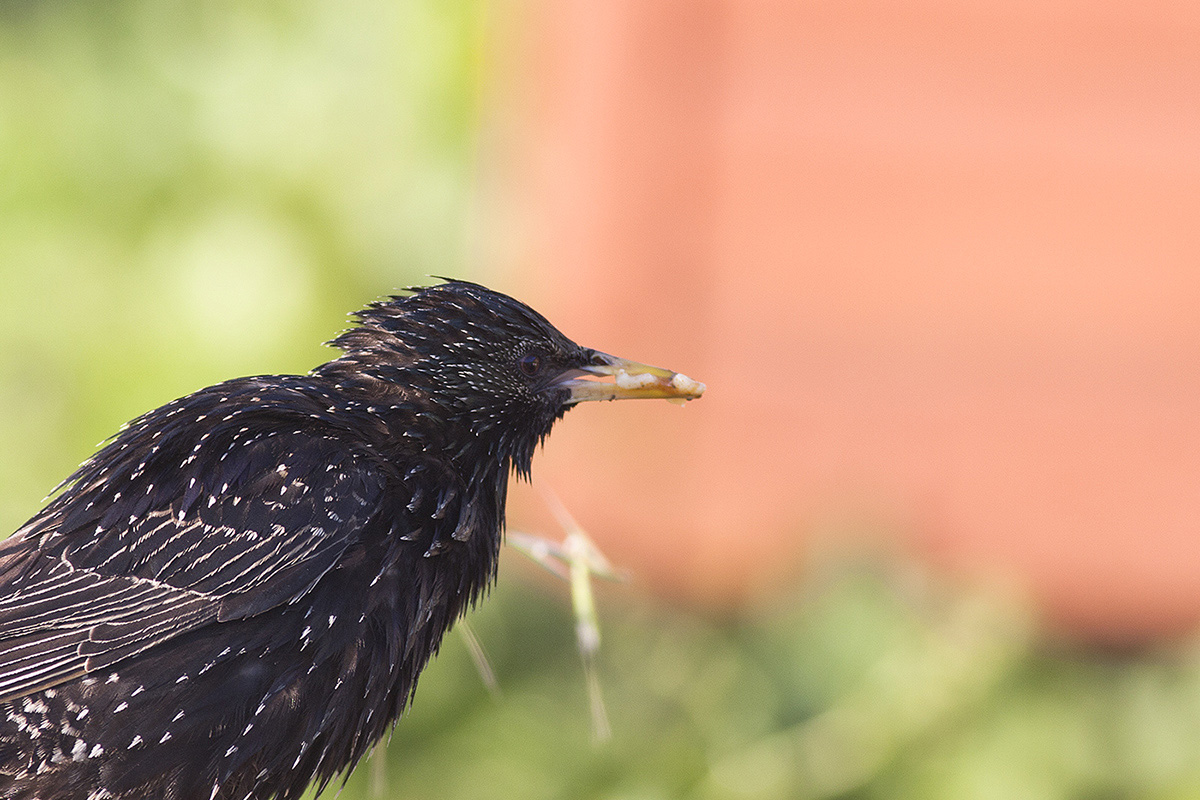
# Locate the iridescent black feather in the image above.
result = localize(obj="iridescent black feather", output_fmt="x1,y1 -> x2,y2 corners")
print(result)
0,281 -> 601,800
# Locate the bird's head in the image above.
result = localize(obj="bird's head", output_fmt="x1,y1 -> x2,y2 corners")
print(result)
323,280 -> 704,474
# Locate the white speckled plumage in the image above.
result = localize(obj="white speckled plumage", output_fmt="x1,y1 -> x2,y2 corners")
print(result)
0,280 -> 699,800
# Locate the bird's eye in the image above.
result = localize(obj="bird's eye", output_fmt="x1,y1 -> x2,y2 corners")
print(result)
518,353 -> 542,376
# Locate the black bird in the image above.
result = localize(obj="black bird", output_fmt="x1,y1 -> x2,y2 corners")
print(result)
0,280 -> 703,800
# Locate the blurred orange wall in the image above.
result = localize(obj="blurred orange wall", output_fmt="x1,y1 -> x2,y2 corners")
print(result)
493,1 -> 1200,642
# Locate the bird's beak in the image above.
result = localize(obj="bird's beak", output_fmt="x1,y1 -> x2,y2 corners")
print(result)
557,351 -> 706,405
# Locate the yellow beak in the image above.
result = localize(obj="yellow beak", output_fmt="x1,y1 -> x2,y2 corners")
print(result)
558,351 -> 706,405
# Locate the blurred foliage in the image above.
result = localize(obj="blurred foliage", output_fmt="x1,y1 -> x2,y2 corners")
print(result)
352,558 -> 1200,800
6,2 -> 1200,800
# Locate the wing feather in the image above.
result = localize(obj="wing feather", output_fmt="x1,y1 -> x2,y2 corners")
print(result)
0,403 -> 391,701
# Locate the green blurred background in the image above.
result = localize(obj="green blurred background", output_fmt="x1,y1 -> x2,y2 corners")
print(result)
5,2 -> 1200,798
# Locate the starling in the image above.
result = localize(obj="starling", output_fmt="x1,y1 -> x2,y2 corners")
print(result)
0,280 -> 703,800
